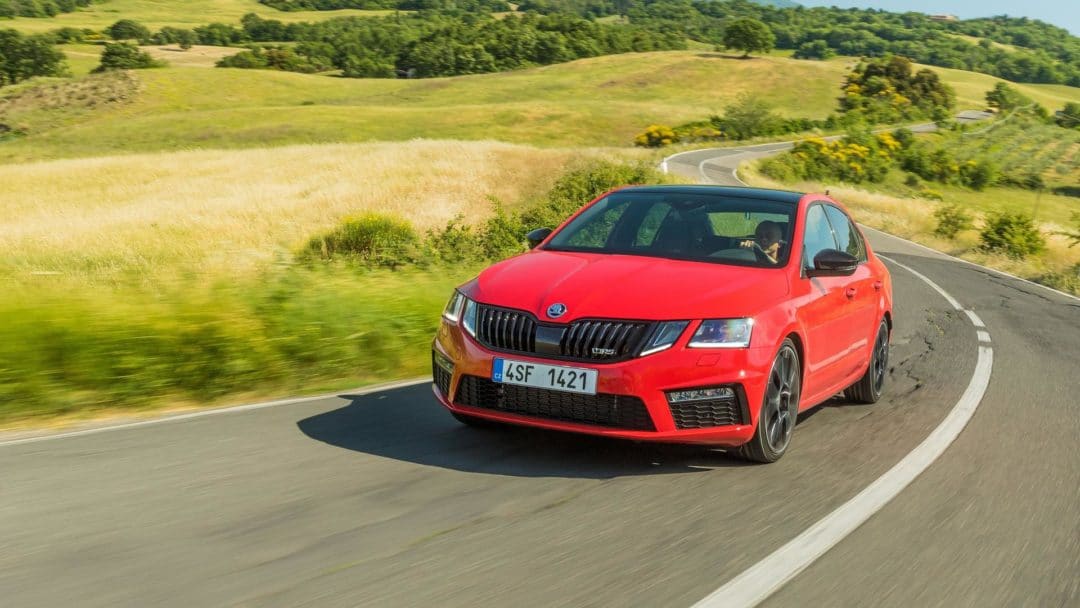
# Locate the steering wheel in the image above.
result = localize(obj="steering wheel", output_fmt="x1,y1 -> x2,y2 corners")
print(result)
751,241 -> 777,264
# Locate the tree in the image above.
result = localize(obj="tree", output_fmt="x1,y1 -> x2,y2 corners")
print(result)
794,39 -> 834,60
712,92 -> 781,140
985,82 -> 1030,112
0,29 -> 68,87
1055,102 -> 1080,129
92,42 -> 162,73
106,19 -> 151,43
723,18 -> 774,58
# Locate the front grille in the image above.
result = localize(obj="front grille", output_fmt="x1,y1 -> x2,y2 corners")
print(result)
455,375 -> 655,431
475,304 -> 652,362
477,305 -> 536,352
560,320 -> 651,360
432,351 -> 452,398
668,389 -> 747,429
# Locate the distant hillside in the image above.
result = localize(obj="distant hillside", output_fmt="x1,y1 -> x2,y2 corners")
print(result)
750,0 -> 800,7
2,51 -> 1076,163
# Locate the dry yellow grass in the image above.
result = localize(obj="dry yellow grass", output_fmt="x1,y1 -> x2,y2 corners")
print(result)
0,140 -> 624,286
143,45 -> 245,68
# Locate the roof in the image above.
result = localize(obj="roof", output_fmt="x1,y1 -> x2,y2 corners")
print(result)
612,184 -> 806,204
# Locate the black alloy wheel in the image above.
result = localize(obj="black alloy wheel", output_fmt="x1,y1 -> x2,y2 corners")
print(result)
737,339 -> 801,463
846,319 -> 890,404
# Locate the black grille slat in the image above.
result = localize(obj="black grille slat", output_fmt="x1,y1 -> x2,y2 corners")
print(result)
509,314 -> 520,351
611,324 -> 631,354
454,375 -> 655,431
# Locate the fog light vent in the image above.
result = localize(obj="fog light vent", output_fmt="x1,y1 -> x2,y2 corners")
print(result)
432,350 -> 454,397
666,387 -> 735,403
667,385 -> 745,429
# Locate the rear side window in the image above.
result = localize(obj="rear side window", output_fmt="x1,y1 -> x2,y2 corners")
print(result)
802,205 -> 838,270
824,205 -> 867,262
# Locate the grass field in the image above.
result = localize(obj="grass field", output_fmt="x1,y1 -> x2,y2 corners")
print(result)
5,51 -> 1078,163
0,140 -> 607,287
0,139 -> 623,425
0,0 -> 397,33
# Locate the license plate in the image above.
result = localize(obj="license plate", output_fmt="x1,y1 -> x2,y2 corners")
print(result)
492,358 -> 598,395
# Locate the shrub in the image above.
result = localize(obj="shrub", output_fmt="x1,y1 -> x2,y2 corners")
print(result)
634,124 -> 677,147
1056,212 -> 1080,248
105,19 -> 151,43
933,203 -> 974,238
521,160 -> 670,230
958,159 -> 997,190
980,212 -> 1045,258
92,42 -> 163,73
300,213 -> 420,268
711,93 -> 782,140
919,188 -> 944,201
1038,265 -> 1080,294
794,40 -> 834,60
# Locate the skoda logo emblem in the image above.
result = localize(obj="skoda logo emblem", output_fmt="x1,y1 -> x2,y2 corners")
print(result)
547,303 -> 567,319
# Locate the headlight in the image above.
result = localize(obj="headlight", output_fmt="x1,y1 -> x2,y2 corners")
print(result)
640,321 -> 689,356
461,298 -> 478,337
442,291 -> 465,322
688,318 -> 754,348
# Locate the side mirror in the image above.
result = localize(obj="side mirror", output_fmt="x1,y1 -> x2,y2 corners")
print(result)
808,249 -> 858,277
526,227 -> 552,249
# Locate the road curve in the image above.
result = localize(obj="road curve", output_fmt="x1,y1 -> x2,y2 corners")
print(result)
2,136 -> 1077,606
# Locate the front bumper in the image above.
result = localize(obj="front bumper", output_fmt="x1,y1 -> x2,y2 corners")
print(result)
432,319 -> 773,447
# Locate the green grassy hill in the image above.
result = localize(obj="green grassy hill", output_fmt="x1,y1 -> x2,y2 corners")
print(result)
0,0 -> 395,33
4,50 -> 1078,163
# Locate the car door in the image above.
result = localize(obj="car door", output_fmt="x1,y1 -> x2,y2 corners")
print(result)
793,203 -> 855,404
823,205 -> 878,382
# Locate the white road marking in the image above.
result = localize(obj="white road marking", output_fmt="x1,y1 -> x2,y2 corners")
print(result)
878,255 -> 962,311
692,257 -> 994,608
859,225 -> 1080,303
0,378 -> 430,448
977,330 -> 992,343
965,309 -> 986,328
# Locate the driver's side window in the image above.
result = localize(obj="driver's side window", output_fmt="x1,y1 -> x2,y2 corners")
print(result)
802,205 -> 839,271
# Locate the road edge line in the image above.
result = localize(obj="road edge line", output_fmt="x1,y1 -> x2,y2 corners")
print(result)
0,377 -> 430,448
691,255 -> 994,608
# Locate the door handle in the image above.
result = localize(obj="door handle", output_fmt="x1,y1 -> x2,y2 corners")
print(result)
872,281 -> 883,291
845,287 -> 857,299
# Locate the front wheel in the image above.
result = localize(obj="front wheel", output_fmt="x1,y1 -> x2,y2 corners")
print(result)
845,319 -> 890,404
736,339 -> 801,463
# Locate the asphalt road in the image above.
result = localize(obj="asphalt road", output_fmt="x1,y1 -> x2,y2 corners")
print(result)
3,130 -> 1077,607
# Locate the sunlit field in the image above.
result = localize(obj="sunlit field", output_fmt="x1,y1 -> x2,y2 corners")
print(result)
5,50 -> 1077,164
0,140 -> 607,287
0,0 -> 398,33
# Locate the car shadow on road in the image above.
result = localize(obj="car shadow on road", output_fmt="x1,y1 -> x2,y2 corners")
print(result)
296,383 -> 754,479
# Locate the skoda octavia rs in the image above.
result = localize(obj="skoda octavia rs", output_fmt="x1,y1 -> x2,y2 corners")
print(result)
431,185 -> 892,462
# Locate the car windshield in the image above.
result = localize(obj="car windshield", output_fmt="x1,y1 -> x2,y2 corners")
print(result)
543,191 -> 797,268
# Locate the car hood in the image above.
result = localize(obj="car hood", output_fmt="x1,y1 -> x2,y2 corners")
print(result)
466,250 -> 789,321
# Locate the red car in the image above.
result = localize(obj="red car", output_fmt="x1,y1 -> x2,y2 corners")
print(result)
431,186 -> 892,462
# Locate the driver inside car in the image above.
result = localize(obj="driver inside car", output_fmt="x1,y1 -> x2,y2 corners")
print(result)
740,220 -> 783,264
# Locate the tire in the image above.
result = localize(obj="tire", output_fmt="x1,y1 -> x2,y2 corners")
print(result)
736,339 -> 801,464
846,319 -> 890,404
451,411 -> 500,429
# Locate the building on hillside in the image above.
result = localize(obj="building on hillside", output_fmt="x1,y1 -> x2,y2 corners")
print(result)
929,14 -> 959,22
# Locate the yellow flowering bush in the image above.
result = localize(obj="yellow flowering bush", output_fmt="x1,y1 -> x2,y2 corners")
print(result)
634,124 -> 678,148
